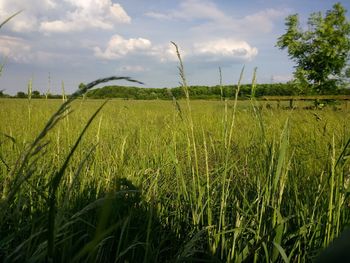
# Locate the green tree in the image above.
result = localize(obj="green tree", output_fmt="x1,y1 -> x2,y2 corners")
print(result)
16,91 -> 26,98
277,3 -> 350,94
32,90 -> 41,98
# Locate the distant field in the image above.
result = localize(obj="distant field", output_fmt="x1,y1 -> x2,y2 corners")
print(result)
1,98 -> 350,262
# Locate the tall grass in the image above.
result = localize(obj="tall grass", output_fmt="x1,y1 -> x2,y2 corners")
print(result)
1,98 -> 350,262
0,44 -> 350,262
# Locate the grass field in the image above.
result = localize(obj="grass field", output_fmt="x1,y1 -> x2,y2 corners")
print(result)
1,97 -> 350,262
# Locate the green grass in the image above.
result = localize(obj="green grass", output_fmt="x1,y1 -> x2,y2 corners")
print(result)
1,96 -> 350,262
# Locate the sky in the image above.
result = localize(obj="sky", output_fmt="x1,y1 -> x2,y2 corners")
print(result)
0,0 -> 349,95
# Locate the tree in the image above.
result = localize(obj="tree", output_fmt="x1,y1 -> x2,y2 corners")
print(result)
32,90 -> 41,98
277,3 -> 350,94
16,91 -> 26,98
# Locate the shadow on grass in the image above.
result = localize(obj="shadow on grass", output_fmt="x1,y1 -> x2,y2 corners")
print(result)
54,177 -> 180,262
1,177 -> 219,262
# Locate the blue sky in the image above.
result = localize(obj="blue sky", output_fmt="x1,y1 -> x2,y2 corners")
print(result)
0,0 -> 349,95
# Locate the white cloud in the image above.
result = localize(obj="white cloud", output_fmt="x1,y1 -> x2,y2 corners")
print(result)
94,35 -> 181,63
146,0 -> 228,23
0,36 -> 31,62
95,35 -> 256,64
94,34 -> 152,59
0,0 -> 130,33
149,43 -> 179,62
109,3 -> 131,23
272,74 -> 293,83
144,12 -> 171,21
119,65 -> 148,72
193,39 -> 258,61
242,9 -> 286,33
146,0 -> 287,37
40,1 -> 130,33
0,0 -> 55,32
0,35 -> 70,64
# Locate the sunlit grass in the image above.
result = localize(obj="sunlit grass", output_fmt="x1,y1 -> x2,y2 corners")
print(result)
1,96 -> 350,262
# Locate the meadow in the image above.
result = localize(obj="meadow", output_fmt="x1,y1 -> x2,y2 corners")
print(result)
1,92 -> 350,262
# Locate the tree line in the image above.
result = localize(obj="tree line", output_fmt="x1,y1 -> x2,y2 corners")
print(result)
1,82 -> 350,100
86,83 -> 350,100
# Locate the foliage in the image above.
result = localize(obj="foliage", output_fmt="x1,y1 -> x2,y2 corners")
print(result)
16,91 -> 26,98
86,83 -> 302,100
6,82 -> 350,100
277,3 -> 350,94
0,90 -> 9,97
32,90 -> 41,98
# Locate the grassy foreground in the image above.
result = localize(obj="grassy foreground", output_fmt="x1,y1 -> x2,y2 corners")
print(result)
1,97 -> 350,262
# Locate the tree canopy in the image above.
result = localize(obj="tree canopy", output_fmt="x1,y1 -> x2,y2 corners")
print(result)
277,3 -> 350,94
